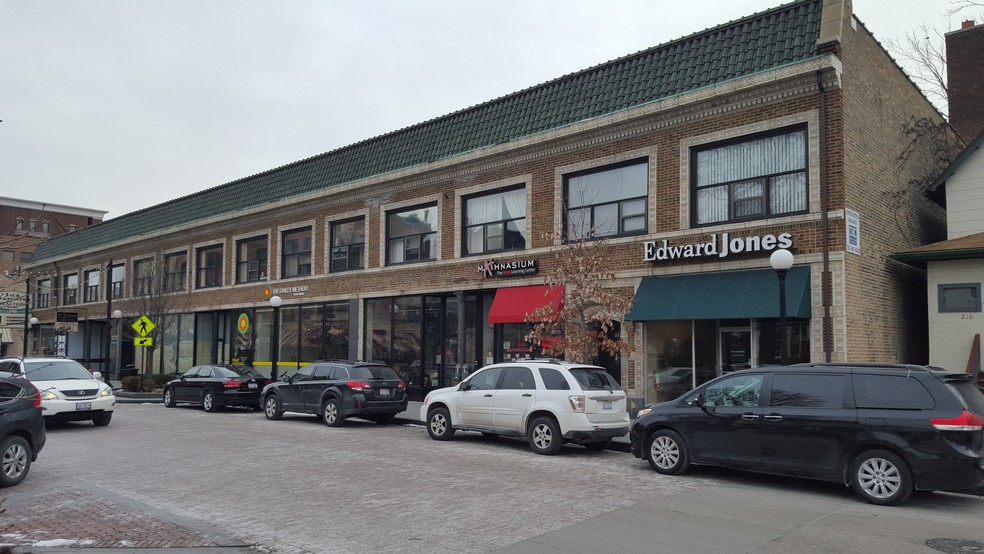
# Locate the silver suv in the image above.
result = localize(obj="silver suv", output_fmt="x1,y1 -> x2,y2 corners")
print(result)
0,357 -> 115,426
421,359 -> 629,455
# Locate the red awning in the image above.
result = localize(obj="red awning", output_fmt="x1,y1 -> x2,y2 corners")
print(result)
487,285 -> 564,324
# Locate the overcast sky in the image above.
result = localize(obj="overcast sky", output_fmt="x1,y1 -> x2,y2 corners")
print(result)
0,0 -> 961,220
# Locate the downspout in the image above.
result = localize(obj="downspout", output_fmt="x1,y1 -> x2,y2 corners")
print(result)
816,70 -> 832,362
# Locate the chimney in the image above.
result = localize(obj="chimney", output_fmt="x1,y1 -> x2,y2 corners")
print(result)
946,20 -> 984,142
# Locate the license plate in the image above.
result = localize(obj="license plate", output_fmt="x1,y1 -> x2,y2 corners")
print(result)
76,402 -> 92,411
248,383 -> 258,389
378,388 -> 390,396
602,401 -> 612,410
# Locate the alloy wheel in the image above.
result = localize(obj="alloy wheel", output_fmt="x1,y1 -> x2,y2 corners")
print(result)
531,423 -> 553,450
2,442 -> 27,480
856,457 -> 901,499
650,435 -> 680,470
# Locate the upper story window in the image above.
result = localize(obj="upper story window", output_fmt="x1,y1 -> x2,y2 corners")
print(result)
83,269 -> 101,303
14,218 -> 23,232
463,186 -> 527,256
41,221 -> 49,234
28,219 -> 36,232
564,160 -> 647,241
330,218 -> 365,273
196,245 -> 223,289
387,204 -> 437,265
35,278 -> 50,309
110,264 -> 125,299
282,227 -> 312,278
165,252 -> 188,292
69,224 -> 77,232
62,273 -> 78,305
693,126 -> 807,226
0,251 -> 12,263
133,259 -> 153,296
236,236 -> 268,284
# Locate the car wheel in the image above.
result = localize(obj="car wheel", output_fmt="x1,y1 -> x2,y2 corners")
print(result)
92,412 -> 113,427
0,436 -> 32,487
163,388 -> 176,408
583,440 -> 611,451
322,398 -> 344,427
263,395 -> 283,420
645,429 -> 690,475
203,390 -> 218,412
426,407 -> 455,441
850,449 -> 913,506
528,416 -> 563,455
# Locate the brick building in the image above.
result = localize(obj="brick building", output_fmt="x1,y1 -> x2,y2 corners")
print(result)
0,196 -> 105,355
24,0 -> 946,406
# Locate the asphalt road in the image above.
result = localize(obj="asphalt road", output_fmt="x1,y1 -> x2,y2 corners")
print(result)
3,403 -> 984,553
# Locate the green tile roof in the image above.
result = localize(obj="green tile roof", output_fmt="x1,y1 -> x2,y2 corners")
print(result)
33,0 -> 823,263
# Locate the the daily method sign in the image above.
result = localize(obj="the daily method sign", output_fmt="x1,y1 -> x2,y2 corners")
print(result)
643,232 -> 793,262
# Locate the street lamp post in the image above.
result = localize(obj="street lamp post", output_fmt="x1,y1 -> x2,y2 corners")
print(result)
111,309 -> 123,380
770,249 -> 794,366
25,317 -> 38,355
269,295 -> 282,381
21,278 -> 31,355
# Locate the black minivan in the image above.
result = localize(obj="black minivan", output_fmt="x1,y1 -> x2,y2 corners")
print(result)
630,363 -> 984,505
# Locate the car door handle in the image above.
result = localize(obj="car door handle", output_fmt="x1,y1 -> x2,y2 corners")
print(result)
741,414 -> 759,421
522,393 -> 532,397
484,393 -> 493,397
764,415 -> 783,421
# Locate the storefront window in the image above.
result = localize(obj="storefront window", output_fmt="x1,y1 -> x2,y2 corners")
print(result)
196,313 -> 215,366
299,305 -> 323,362
324,302 -> 350,360
254,309 -> 273,377
279,306 -> 300,372
178,314 -> 195,372
500,323 -> 535,362
757,319 -> 810,365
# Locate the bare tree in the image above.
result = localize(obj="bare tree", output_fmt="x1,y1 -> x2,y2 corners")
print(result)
113,256 -> 189,380
524,203 -> 635,364
887,24 -> 949,113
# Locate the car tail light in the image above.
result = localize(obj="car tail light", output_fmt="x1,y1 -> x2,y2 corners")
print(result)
569,395 -> 585,413
347,380 -> 370,392
29,383 -> 42,408
397,381 -> 406,389
931,411 -> 984,431
224,380 -> 242,388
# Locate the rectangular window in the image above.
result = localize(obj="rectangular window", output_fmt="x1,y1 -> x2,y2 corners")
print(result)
938,283 -> 981,313
387,205 -> 437,265
110,264 -> 125,299
769,374 -> 846,408
282,227 -> 312,278
564,160 -> 647,240
62,273 -> 78,305
83,269 -> 101,303
330,218 -> 365,272
1,251 -> 13,263
196,245 -> 223,289
133,259 -> 152,296
693,126 -> 808,226
36,278 -> 51,308
165,252 -> 188,292
19,251 -> 31,263
236,236 -> 268,283
464,186 -> 527,255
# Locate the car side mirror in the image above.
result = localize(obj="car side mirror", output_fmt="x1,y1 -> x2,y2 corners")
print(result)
693,392 -> 707,410
91,371 -> 102,379
458,382 -> 470,391
281,374 -> 291,383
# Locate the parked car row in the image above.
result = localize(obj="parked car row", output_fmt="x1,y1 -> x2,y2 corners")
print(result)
253,358 -> 984,506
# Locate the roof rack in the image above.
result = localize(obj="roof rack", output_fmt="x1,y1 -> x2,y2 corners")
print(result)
785,362 -> 933,371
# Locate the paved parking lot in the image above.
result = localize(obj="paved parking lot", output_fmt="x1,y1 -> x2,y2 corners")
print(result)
3,403 -> 984,553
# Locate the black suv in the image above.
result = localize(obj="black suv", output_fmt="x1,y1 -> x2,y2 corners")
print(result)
1,371 -> 46,487
261,361 -> 407,426
630,363 -> 984,505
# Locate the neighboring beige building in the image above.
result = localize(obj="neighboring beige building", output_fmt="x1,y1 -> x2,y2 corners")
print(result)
24,0 -> 948,408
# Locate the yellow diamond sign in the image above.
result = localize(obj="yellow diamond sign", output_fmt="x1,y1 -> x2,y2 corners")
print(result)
132,315 -> 156,337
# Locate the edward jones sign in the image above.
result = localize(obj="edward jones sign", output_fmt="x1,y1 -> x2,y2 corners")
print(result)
644,232 -> 793,262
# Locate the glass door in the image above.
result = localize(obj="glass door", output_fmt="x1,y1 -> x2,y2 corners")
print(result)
719,327 -> 754,373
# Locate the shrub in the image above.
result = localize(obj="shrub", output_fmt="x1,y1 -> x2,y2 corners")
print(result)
150,373 -> 171,387
121,376 -> 143,392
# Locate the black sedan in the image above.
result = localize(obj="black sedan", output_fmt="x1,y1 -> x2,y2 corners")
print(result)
163,364 -> 270,412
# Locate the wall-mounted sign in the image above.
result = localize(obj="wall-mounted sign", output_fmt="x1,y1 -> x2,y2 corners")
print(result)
478,259 -> 538,278
846,208 -> 861,255
266,285 -> 309,297
643,232 -> 793,262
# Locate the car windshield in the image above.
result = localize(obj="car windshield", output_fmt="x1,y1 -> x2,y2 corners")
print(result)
568,368 -> 622,391
24,360 -> 94,381
216,365 -> 265,379
353,366 -> 399,380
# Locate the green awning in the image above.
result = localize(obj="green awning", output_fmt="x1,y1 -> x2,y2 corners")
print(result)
626,266 -> 811,321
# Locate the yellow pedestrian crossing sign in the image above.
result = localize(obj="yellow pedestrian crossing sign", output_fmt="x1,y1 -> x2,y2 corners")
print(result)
134,337 -> 153,347
132,315 -> 156,337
